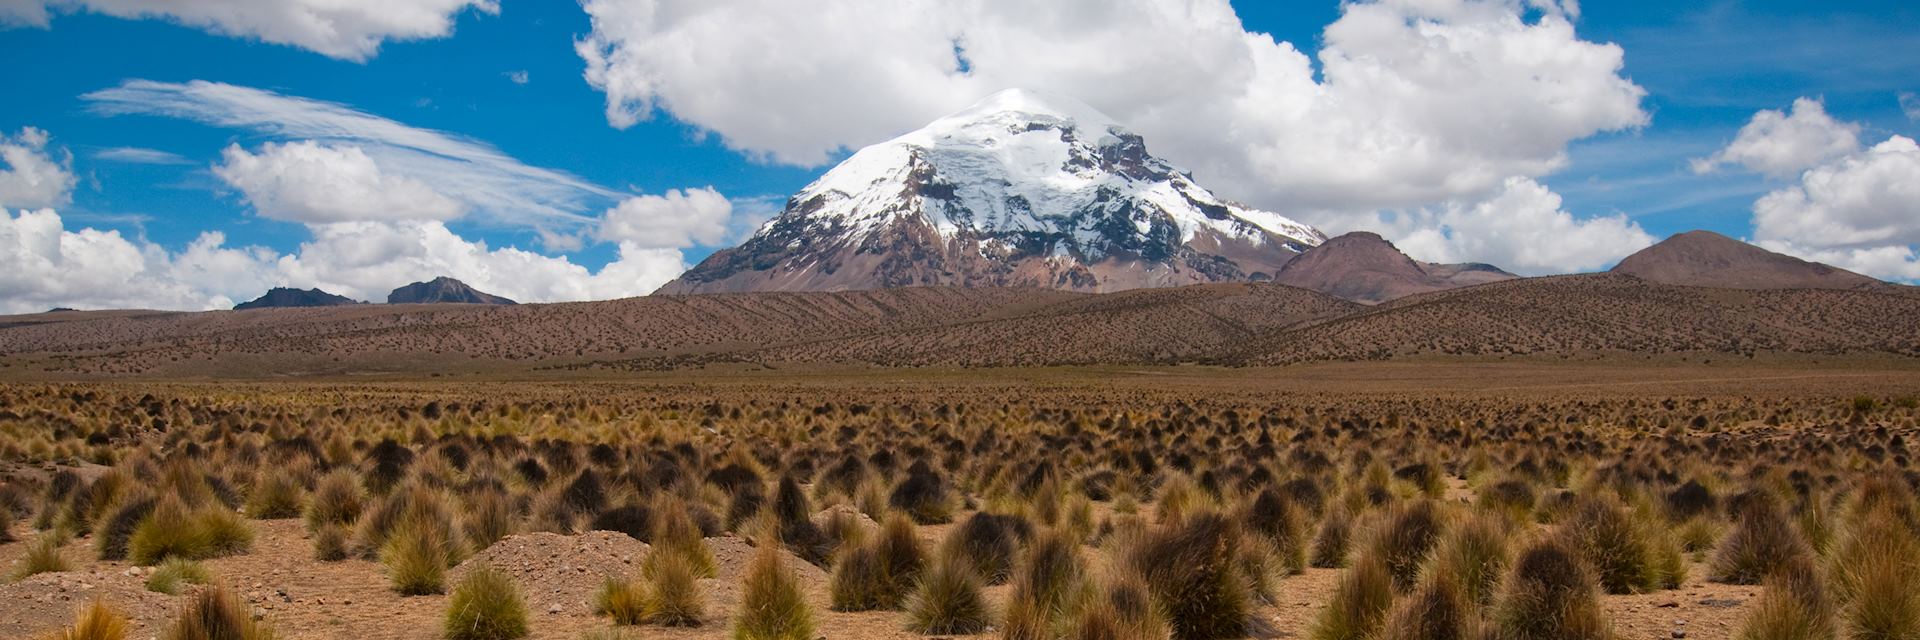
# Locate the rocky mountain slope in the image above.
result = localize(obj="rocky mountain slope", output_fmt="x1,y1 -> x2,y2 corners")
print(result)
656,89 -> 1324,295
233,287 -> 359,310
387,277 -> 517,305
1610,230 -> 1880,290
1271,232 -> 1516,303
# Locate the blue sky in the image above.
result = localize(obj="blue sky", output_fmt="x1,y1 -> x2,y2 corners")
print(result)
0,0 -> 1917,311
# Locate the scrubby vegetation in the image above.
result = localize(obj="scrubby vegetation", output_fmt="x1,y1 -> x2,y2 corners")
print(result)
443,564 -> 529,640
0,377 -> 1914,639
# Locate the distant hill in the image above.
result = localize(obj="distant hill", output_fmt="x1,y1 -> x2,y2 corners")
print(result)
1242,273 -> 1919,365
1610,230 -> 1880,290
3,277 -> 1917,376
388,277 -> 516,305
233,287 -> 359,310
1271,232 -> 1515,303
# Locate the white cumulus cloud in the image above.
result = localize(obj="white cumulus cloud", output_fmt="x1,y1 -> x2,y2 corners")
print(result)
0,208 -> 270,313
1,0 -> 497,61
577,0 -> 1645,217
1693,97 -> 1861,177
1700,99 -> 1920,283
596,187 -> 732,249
1749,135 -> 1920,282
215,141 -> 466,223
272,220 -> 686,302
0,208 -> 687,313
1365,177 -> 1656,275
575,0 -> 1646,273
0,127 -> 76,210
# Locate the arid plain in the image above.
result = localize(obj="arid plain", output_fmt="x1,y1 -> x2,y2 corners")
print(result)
2,359 -> 1917,640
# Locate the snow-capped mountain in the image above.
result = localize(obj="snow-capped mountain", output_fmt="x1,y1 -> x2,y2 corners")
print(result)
655,89 -> 1326,294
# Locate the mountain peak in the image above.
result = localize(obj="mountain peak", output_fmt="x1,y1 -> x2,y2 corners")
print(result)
1273,231 -> 1515,304
919,88 -> 1125,137
658,91 -> 1323,295
1611,230 -> 1879,290
388,277 -> 517,305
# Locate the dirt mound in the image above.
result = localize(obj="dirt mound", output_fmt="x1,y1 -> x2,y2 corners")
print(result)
0,553 -> 177,638
452,531 -> 647,614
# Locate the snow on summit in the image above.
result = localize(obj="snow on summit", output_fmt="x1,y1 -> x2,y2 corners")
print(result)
658,89 -> 1327,295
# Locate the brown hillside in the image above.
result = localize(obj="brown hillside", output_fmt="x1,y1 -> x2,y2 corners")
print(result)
1610,230 -> 1880,290
0,287 -> 1082,376
2,276 -> 1916,377
1271,231 -> 1516,303
1244,273 -> 1920,365
603,282 -> 1362,369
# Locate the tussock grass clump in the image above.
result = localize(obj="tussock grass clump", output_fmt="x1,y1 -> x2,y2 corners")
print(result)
12,533 -> 72,582
244,469 -> 304,520
945,512 -> 1028,585
1428,513 -> 1509,607
128,494 -> 254,566
1310,507 -> 1354,569
1370,500 -> 1445,592
383,510 -> 461,596
642,549 -> 707,627
43,600 -> 127,640
1490,538 -> 1611,640
312,523 -> 350,562
94,493 -> 156,561
303,469 -> 363,533
589,504 -> 652,541
1560,496 -> 1660,594
1479,478 -> 1537,521
1243,488 -> 1307,574
1382,577 -> 1473,640
771,476 -> 832,566
1711,496 -> 1810,585
651,495 -> 716,578
1003,528 -> 1089,640
1128,512 -> 1248,640
1066,572 -> 1170,640
463,490 -> 517,552
163,585 -> 274,640
906,551 -> 992,635
732,545 -> 814,640
594,577 -> 647,626
145,557 -> 212,595
1308,556 -> 1393,640
1829,510 -> 1920,640
828,513 -> 924,611
1736,554 -> 1834,640
443,564 -> 529,640
889,463 -> 953,525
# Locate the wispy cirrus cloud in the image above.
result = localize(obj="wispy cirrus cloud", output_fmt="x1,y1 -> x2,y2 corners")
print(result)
93,146 -> 192,165
0,0 -> 497,61
82,79 -> 618,227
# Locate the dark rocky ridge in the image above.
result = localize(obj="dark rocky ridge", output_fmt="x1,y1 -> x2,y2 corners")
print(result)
387,277 -> 517,305
233,287 -> 359,310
